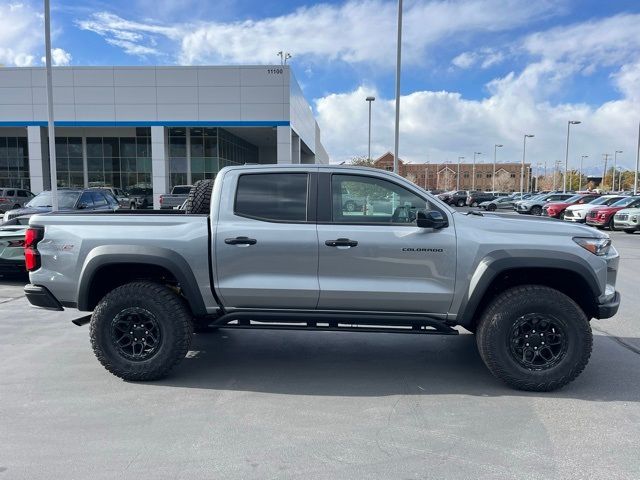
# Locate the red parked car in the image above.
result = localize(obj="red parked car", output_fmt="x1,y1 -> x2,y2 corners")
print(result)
586,196 -> 640,229
543,193 -> 600,219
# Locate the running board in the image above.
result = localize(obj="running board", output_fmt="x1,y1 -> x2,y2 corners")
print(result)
71,315 -> 92,326
208,311 -> 458,335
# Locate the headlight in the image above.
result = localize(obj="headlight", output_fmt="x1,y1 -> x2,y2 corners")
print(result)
573,237 -> 611,256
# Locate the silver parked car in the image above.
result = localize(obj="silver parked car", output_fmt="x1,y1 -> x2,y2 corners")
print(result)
479,196 -> 516,211
0,188 -> 34,213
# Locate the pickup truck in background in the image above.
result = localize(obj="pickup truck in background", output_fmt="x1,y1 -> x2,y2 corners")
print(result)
23,165 -> 620,391
159,185 -> 193,210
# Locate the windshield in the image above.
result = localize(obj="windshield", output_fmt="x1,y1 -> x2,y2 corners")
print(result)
26,191 -> 80,209
611,197 -> 639,207
172,186 -> 191,195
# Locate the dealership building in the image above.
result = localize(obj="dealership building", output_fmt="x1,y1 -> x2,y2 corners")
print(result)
0,65 -> 328,207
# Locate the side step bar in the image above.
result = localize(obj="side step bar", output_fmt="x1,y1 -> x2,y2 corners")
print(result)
206,311 -> 458,335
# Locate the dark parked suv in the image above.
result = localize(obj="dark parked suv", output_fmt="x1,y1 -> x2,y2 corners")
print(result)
439,190 -> 478,207
2,188 -> 119,223
466,191 -> 509,207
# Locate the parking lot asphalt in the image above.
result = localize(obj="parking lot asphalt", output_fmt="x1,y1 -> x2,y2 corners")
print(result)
1,224 -> 639,479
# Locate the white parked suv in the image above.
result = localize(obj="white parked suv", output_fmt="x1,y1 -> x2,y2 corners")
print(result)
613,207 -> 640,233
564,195 -> 625,223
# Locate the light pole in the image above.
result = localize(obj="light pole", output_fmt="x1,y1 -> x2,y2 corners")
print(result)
472,152 -> 481,191
564,120 -> 581,193
580,155 -> 588,190
521,134 -> 534,199
492,144 -> 503,192
393,0 -> 403,174
613,150 -> 622,191
635,122 -> 640,195
365,96 -> 375,160
44,0 -> 58,210
457,156 -> 464,190
602,153 -> 611,191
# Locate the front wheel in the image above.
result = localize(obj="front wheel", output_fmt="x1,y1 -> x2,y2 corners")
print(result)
530,205 -> 542,216
90,281 -> 193,381
476,285 -> 592,391
457,199 -> 465,207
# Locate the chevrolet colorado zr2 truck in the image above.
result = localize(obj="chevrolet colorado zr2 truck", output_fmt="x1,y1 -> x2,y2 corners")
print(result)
23,165 -> 620,391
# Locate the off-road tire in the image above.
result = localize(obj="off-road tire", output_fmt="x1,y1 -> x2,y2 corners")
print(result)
185,179 -> 214,215
90,282 -> 193,381
530,205 -> 542,216
476,285 -> 592,391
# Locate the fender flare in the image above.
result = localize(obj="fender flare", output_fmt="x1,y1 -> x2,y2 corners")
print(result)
457,251 -> 601,327
77,245 -> 207,316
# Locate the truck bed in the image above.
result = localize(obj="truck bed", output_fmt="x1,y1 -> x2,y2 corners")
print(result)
28,212 -> 218,314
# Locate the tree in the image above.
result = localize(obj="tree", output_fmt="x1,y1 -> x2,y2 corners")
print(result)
349,155 -> 375,167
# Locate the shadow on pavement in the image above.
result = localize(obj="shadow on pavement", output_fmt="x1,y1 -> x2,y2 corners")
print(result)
151,328 -> 640,401
0,272 -> 29,286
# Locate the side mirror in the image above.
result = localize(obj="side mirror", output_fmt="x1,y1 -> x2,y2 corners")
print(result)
417,210 -> 447,229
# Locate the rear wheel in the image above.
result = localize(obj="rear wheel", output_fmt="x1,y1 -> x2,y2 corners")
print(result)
471,201 -> 479,207
476,285 -> 592,391
185,179 -> 214,215
487,204 -> 497,211
90,282 -> 193,381
457,199 -> 465,207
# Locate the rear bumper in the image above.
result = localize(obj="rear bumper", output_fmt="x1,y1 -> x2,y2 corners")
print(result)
24,284 -> 64,311
596,291 -> 620,319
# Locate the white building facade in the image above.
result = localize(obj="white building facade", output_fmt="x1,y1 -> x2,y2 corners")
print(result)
0,65 -> 329,207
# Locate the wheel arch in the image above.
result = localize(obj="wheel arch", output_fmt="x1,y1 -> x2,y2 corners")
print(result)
77,245 -> 208,316
457,256 -> 601,330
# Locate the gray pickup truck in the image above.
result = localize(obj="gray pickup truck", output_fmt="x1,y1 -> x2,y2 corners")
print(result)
159,185 -> 193,209
23,165 -> 620,391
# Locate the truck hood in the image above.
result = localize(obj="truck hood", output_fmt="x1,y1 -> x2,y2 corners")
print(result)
454,211 -> 606,239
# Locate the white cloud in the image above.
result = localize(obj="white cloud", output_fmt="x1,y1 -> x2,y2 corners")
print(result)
452,48 -> 505,70
315,66 -> 640,172
0,3 -> 42,66
41,48 -> 72,66
76,11 -> 180,57
77,0 -> 559,65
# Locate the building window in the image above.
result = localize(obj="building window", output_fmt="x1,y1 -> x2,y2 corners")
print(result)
0,137 -> 29,189
55,137 -> 84,188
169,127 -> 259,189
510,173 -> 516,178
85,133 -> 152,192
486,173 -> 492,178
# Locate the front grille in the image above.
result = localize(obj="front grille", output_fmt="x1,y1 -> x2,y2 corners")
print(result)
587,211 -> 597,218
615,214 -> 629,221
565,210 -> 574,217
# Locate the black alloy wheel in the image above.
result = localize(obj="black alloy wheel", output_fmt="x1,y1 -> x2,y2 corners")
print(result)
110,307 -> 162,361
508,314 -> 567,371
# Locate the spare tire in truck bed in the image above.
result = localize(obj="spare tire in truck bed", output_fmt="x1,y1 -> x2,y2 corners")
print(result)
184,179 -> 214,214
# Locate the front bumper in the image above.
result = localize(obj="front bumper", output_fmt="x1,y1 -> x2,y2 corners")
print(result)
596,291 -> 620,319
613,218 -> 639,229
586,217 -> 608,226
24,284 -> 63,311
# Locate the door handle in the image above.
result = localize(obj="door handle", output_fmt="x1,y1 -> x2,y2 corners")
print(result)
325,238 -> 358,247
225,236 -> 257,246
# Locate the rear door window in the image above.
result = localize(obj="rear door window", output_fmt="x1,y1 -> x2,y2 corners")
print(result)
91,191 -> 108,207
235,173 -> 308,222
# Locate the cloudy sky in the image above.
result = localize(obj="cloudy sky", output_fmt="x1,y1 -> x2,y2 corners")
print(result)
1,0 -> 639,172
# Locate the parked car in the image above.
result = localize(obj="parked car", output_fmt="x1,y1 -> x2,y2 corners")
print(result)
564,195 -> 626,223
127,187 -> 153,209
542,194 -> 600,219
0,188 -> 34,213
440,190 -> 478,207
24,165 -> 620,392
613,207 -> 640,233
480,196 -> 516,211
100,187 -> 130,209
586,196 -> 640,230
2,188 -> 119,223
515,193 -> 574,215
0,216 -> 30,273
466,191 -> 509,207
159,185 -> 193,210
